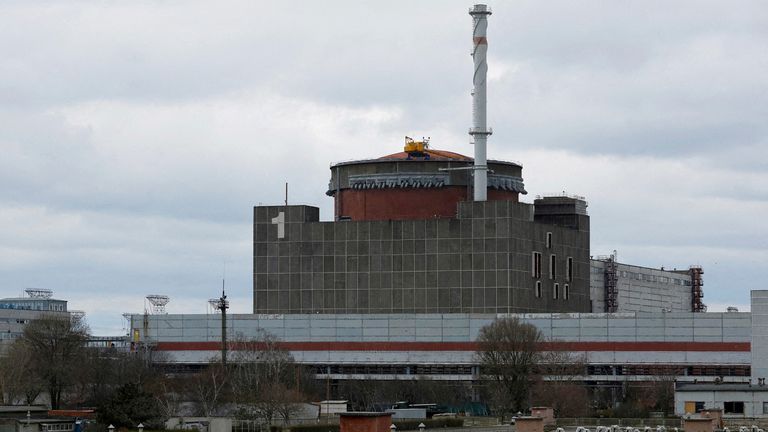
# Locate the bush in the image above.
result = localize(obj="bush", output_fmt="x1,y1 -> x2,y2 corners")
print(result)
287,425 -> 340,432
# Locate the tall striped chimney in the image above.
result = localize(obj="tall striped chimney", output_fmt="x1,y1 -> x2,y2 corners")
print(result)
469,4 -> 492,202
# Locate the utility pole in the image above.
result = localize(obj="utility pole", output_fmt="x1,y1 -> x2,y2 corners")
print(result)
216,282 -> 229,366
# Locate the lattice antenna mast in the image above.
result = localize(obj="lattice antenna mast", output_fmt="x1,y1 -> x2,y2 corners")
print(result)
25,288 -> 53,299
145,295 -> 170,314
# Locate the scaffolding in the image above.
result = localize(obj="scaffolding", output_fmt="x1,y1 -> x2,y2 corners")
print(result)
690,265 -> 705,312
604,254 -> 619,313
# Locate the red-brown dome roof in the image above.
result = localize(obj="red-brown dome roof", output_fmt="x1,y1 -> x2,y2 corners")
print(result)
377,149 -> 472,162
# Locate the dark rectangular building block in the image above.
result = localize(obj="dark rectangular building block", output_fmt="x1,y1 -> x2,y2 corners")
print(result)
253,201 -> 591,314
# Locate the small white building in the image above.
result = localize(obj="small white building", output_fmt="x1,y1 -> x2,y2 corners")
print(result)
674,290 -> 768,418
675,383 -> 768,418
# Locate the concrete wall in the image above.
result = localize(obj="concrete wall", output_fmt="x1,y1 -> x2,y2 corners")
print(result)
136,311 -> 751,344
134,310 -> 751,369
253,200 -> 590,315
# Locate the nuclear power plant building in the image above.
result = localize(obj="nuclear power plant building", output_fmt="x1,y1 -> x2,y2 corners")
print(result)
254,149 -> 590,315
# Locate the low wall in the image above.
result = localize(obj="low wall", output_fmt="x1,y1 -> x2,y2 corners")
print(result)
556,418 -> 683,427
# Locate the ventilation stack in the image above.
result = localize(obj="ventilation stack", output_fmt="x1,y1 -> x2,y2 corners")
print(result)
469,4 -> 492,201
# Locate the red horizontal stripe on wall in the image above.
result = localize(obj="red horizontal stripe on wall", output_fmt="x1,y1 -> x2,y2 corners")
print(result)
154,341 -> 749,352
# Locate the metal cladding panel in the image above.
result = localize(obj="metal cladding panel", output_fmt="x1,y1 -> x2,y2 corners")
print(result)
419,318 -> 444,328
182,328 -> 208,338
284,327 -> 310,338
363,319 -> 389,328
310,318 -> 338,328
444,327 -> 470,337
157,328 -> 182,337
685,351 -> 750,364
636,335 -> 664,342
585,351 -> 617,363
443,318 -> 470,328
694,327 -> 723,337
389,319 -> 416,328
608,327 -> 636,341
665,327 -> 694,337
390,336 -> 416,342
416,327 -> 442,337
723,316 -> 751,327
580,327 -> 608,337
692,336 -> 724,342
552,318 -> 579,328
608,318 -> 637,328
636,318 -> 665,327
665,318 -> 694,327
693,317 -> 724,327
614,351 -> 686,363
636,326 -> 663,336
722,326 -> 751,338
258,319 -> 286,328
363,328 -> 389,337
310,327 -> 336,337
523,319 -> 553,329
284,319 -> 310,328
581,319 -> 609,329
181,318 -> 208,329
551,327 -> 580,339
389,327 -> 415,337
231,321 -> 260,330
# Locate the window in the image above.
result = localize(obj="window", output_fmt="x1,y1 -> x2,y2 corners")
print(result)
532,252 -> 542,278
564,284 -> 570,300
549,254 -> 557,279
553,283 -> 559,300
567,257 -> 573,281
535,281 -> 542,298
724,401 -> 744,414
763,401 -> 768,415
546,232 -> 552,248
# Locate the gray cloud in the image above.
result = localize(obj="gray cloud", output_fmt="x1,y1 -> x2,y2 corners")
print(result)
0,0 -> 765,332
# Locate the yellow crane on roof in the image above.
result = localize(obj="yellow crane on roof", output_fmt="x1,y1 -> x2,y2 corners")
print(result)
404,136 -> 430,157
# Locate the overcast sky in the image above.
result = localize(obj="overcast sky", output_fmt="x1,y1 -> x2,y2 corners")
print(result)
1,1 -> 766,334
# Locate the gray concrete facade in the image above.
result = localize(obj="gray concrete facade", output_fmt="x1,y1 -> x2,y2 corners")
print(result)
590,260 -> 695,313
253,199 -> 590,314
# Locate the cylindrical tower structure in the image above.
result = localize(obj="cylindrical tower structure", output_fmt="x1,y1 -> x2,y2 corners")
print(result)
469,4 -> 492,202
328,148 -> 526,221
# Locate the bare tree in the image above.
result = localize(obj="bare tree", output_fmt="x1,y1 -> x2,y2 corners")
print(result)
476,317 -> 542,419
0,341 -> 45,404
531,350 -> 589,417
228,331 -> 315,425
185,362 -> 230,417
21,314 -> 89,409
